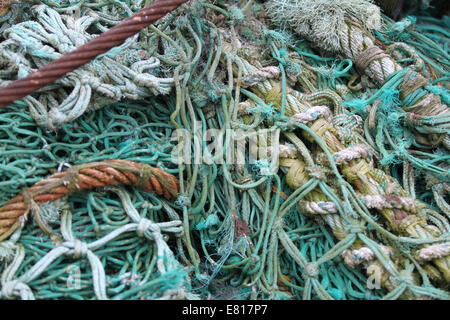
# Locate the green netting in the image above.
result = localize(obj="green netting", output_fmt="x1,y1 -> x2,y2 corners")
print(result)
0,0 -> 449,300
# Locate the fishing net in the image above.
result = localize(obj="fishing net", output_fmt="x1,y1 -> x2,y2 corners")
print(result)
0,0 -> 449,300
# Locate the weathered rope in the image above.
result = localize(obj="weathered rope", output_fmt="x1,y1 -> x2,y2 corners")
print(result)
267,0 -> 449,147
0,5 -> 178,130
0,160 -> 179,241
0,0 -> 188,108
0,0 -> 449,301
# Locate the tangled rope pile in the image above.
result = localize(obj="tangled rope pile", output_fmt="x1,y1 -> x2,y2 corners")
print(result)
0,2 -> 181,129
0,0 -> 449,300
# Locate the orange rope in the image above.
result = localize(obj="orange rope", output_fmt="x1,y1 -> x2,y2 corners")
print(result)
0,160 -> 179,240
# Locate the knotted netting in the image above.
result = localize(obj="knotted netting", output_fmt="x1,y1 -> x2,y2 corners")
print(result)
0,0 -> 449,300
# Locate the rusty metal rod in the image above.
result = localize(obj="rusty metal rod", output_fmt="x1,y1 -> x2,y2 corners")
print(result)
0,0 -> 188,108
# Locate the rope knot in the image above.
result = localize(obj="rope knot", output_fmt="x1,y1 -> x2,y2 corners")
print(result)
73,240 -> 88,259
47,107 -> 66,131
137,218 -> 160,238
1,280 -> 32,300
1,280 -> 19,299
398,270 -> 415,287
305,262 -> 319,278
234,175 -> 254,185
80,74 -> 92,85
175,195 -> 191,208
406,112 -> 422,125
273,217 -> 284,230
399,70 -> 428,101
20,188 -> 34,221
64,167 -> 80,193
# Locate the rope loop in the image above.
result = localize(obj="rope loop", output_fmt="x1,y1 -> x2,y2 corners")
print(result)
1,280 -> 34,300
64,167 -> 81,193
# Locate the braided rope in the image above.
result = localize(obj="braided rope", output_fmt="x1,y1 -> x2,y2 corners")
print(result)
0,0 -> 188,108
338,21 -> 449,146
0,160 -> 179,241
267,0 -> 449,147
220,34 -> 450,297
0,0 -> 449,301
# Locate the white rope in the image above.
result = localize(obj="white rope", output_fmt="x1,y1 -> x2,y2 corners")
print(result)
364,195 -> 417,213
341,247 -> 374,267
333,144 -> 371,164
299,201 -> 338,214
0,5 -> 174,130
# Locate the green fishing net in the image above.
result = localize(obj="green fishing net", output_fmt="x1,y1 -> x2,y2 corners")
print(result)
0,0 -> 449,300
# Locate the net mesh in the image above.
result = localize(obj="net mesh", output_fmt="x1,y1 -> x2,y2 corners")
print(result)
0,0 -> 449,300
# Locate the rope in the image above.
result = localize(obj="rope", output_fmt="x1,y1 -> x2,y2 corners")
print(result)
0,0 -> 448,301
0,160 -> 179,241
0,0 -> 188,108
